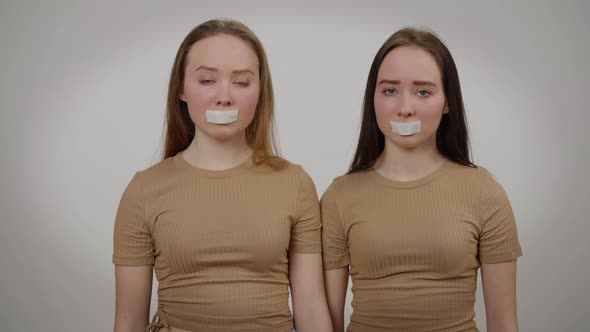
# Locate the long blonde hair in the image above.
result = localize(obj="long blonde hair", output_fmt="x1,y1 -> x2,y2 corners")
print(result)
163,19 -> 285,168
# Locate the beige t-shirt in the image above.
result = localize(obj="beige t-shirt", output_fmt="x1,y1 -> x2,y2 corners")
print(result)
113,153 -> 322,332
322,161 -> 522,332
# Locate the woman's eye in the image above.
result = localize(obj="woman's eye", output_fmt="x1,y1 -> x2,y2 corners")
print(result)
417,89 -> 431,97
199,80 -> 216,85
384,88 -> 397,95
234,82 -> 249,87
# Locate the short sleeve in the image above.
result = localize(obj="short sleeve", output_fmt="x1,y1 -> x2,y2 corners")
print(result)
289,166 -> 322,253
321,181 -> 350,270
478,171 -> 523,264
112,172 -> 155,265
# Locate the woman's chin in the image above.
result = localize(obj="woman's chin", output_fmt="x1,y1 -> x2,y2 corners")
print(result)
201,124 -> 245,141
389,134 -> 421,149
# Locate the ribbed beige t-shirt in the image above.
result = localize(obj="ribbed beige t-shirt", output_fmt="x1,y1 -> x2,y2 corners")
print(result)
113,152 -> 322,332
321,161 -> 522,332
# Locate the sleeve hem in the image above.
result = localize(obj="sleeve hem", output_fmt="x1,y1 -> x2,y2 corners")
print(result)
323,259 -> 351,270
112,256 -> 155,266
289,244 -> 322,253
479,248 -> 522,264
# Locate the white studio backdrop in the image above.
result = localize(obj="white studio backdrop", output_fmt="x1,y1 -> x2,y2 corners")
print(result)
1,1 -> 588,331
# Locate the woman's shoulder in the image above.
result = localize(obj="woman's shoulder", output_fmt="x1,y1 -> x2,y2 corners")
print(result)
143,153 -> 178,173
322,168 -> 376,198
127,154 -> 181,187
444,161 -> 506,193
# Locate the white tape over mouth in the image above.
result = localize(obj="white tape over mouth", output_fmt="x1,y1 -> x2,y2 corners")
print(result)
390,120 -> 421,136
206,109 -> 239,124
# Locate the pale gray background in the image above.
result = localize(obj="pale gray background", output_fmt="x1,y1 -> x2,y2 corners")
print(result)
1,0 -> 589,331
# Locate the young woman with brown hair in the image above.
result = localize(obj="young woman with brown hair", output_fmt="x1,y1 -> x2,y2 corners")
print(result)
322,28 -> 522,332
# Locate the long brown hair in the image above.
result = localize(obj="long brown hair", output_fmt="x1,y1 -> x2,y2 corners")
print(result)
349,27 -> 475,173
163,19 -> 284,168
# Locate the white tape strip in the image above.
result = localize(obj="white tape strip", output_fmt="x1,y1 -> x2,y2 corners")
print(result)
390,120 -> 421,136
206,109 -> 239,124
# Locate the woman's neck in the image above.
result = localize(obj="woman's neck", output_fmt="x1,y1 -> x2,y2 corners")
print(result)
374,139 -> 446,182
182,130 -> 252,170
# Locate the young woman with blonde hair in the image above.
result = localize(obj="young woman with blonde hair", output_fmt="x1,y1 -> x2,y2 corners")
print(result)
113,19 -> 331,332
